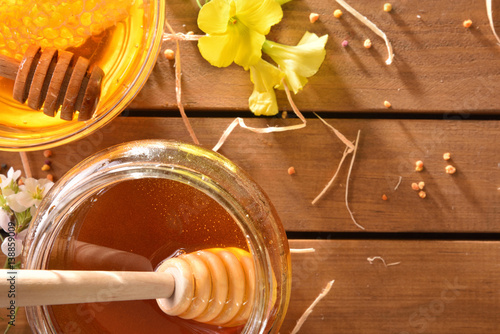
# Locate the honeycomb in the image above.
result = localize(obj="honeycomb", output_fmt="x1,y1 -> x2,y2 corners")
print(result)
0,0 -> 133,61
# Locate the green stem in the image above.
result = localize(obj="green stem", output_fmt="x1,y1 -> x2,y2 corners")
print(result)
3,307 -> 17,334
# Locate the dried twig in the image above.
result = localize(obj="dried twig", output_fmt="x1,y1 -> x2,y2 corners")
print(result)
290,280 -> 335,334
19,152 -> 32,178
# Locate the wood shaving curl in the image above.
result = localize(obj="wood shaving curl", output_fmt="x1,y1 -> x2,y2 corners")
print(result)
163,32 -> 203,42
212,80 -> 306,152
345,130 -> 364,230
367,256 -> 401,267
486,0 -> 500,45
290,248 -> 316,254
394,176 -> 403,191
312,146 -> 351,205
164,18 -> 200,145
312,114 -> 364,230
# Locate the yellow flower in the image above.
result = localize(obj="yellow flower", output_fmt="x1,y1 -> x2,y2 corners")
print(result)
262,32 -> 328,94
197,0 -> 283,69
248,59 -> 284,116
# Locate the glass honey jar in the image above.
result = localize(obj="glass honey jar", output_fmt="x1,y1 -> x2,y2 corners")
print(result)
22,140 -> 292,333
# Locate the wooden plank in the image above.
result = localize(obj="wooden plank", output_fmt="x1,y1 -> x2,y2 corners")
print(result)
130,0 -> 500,113
1,240 -> 499,333
0,117 -> 498,232
284,240 -> 500,334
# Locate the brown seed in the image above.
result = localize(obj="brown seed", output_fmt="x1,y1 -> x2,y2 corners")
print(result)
383,3 -> 392,12
384,100 -> 391,108
445,165 -> 456,174
309,13 -> 320,23
463,19 -> 472,28
382,194 -> 388,201
43,149 -> 53,158
282,111 -> 288,119
418,181 -> 425,190
41,164 -> 51,171
333,9 -> 343,18
288,166 -> 296,175
364,39 -> 372,49
411,182 -> 420,191
418,190 -> 426,199
443,152 -> 451,161
18,178 -> 24,186
164,49 -> 175,60
47,174 -> 54,182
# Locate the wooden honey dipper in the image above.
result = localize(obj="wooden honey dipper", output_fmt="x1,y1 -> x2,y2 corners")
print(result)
0,247 -> 255,327
0,45 -> 104,121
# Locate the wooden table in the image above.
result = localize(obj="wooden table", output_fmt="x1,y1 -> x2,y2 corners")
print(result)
1,0 -> 499,333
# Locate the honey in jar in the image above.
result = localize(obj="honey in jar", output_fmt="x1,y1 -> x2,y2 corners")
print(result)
47,178 -> 248,333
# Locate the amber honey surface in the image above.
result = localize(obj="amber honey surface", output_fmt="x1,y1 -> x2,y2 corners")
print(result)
0,0 -> 148,142
47,178 -> 248,334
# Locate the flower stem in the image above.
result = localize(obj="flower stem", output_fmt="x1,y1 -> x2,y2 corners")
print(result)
3,307 -> 17,333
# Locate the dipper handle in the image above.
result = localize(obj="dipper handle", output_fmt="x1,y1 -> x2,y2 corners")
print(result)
0,269 -> 175,307
0,45 -> 103,121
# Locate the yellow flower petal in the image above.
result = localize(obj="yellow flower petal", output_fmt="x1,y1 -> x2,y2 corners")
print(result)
263,32 -> 328,93
249,59 -> 283,116
236,0 -> 283,35
232,23 -> 265,69
276,0 -> 293,5
198,32 -> 238,68
198,0 -> 231,35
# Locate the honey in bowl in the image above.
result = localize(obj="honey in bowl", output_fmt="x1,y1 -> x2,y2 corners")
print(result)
46,178 -> 249,334
0,0 -> 164,150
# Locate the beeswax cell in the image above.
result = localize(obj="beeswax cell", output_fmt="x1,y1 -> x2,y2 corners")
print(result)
0,0 -> 133,60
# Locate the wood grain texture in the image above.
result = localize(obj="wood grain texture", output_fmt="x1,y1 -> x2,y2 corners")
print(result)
0,117 -> 497,233
1,240 -> 499,333
129,0 -> 500,114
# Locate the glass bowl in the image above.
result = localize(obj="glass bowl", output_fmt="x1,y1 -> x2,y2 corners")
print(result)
22,140 -> 292,333
0,0 -> 165,151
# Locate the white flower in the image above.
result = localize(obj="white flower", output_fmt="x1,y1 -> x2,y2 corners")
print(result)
1,235 -> 23,258
0,209 -> 10,232
7,178 -> 53,212
0,168 -> 21,196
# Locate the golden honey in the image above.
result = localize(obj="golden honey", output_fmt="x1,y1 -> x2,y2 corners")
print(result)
47,178 -> 248,333
0,0 -> 162,150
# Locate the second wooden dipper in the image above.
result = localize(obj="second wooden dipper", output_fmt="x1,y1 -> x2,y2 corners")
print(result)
0,45 -> 104,121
